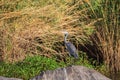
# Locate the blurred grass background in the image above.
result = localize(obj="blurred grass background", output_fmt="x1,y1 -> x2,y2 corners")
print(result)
0,0 -> 119,79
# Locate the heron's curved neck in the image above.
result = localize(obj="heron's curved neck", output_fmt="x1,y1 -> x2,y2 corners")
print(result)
64,34 -> 68,43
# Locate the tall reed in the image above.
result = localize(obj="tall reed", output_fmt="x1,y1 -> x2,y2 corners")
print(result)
88,0 -> 120,72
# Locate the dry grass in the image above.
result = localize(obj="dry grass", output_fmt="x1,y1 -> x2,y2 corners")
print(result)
1,0 -> 119,73
85,0 -> 120,72
0,0 -> 95,62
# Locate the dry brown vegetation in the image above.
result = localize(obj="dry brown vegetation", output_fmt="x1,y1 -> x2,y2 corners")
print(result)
90,1 -> 120,72
0,0 -> 120,72
0,0 -> 94,62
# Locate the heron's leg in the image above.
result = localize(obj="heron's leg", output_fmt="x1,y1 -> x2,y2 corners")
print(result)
67,57 -> 72,66
73,58 -> 74,65
71,57 -> 75,65
70,57 -> 72,65
68,53 -> 74,65
67,53 -> 72,65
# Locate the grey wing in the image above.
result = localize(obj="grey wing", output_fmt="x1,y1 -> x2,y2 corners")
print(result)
65,42 -> 78,58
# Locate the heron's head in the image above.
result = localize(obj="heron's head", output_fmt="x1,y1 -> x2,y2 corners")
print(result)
62,31 -> 68,37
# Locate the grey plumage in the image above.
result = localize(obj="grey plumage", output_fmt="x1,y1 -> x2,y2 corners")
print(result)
65,42 -> 78,59
62,31 -> 79,59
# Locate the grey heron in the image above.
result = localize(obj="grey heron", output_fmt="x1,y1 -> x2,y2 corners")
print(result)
62,31 -> 79,59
